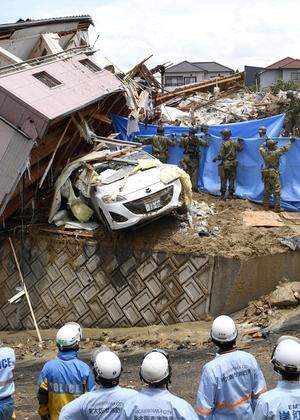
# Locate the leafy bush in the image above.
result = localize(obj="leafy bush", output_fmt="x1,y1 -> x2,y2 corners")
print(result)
270,79 -> 298,94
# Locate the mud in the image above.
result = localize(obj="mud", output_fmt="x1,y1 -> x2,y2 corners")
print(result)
116,193 -> 292,259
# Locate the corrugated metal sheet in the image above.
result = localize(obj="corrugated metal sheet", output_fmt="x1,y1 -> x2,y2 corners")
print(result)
0,116 -> 34,216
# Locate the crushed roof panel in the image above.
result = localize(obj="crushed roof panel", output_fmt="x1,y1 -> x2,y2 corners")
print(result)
0,117 -> 34,216
0,15 -> 93,34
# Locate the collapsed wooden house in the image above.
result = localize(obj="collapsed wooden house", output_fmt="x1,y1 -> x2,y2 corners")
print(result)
0,16 -> 132,224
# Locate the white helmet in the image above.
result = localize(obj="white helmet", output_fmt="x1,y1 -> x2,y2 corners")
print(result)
272,336 -> 300,374
140,349 -> 171,385
211,315 -> 238,343
93,350 -> 122,382
56,322 -> 82,350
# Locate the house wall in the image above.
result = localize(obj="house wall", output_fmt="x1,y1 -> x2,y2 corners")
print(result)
164,71 -> 204,91
282,69 -> 300,83
260,70 -> 282,89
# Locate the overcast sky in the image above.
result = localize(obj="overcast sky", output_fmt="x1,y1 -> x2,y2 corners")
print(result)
1,0 -> 299,71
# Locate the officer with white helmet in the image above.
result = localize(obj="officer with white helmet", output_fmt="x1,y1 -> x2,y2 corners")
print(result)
254,335 -> 300,419
121,349 -> 198,419
59,349 -> 137,419
37,322 -> 94,420
0,340 -> 15,419
196,315 -> 267,419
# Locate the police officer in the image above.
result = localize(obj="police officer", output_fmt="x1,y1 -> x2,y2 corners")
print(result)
59,349 -> 137,419
180,125 -> 210,192
0,341 -> 15,419
37,322 -> 94,420
139,125 -> 177,163
196,315 -> 267,419
213,129 -> 243,198
121,349 -> 198,419
259,137 -> 294,212
254,336 -> 300,419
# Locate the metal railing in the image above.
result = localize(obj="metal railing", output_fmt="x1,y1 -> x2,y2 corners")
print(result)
0,46 -> 95,78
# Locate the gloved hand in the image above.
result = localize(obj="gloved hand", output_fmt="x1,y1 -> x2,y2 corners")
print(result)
213,157 -> 218,163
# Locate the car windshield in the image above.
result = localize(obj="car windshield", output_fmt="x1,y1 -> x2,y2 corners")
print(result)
93,149 -> 157,184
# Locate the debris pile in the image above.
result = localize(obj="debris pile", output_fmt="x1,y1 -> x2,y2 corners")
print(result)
240,280 -> 300,338
161,90 -> 289,126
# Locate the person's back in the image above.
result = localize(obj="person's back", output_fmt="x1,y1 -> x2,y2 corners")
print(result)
38,322 -> 94,420
122,387 -> 198,419
196,315 -> 266,419
0,344 -> 15,419
255,336 -> 300,419
197,349 -> 266,419
122,348 -> 198,420
59,350 -> 137,420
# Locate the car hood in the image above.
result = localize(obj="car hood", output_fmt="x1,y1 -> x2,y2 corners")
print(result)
97,166 -> 165,196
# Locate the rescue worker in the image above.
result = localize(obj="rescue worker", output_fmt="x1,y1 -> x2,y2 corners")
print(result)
196,315 -> 267,419
213,128 -> 243,198
180,125 -> 210,192
259,137 -> 295,212
59,349 -> 137,419
254,336 -> 300,419
139,125 -> 177,163
258,126 -> 269,142
37,322 -> 94,420
0,340 -> 15,419
121,349 -> 198,419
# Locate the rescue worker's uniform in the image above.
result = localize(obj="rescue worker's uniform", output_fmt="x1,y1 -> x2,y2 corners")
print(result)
180,128 -> 210,191
196,349 -> 267,419
141,129 -> 177,163
213,131 -> 243,197
38,349 -> 94,420
121,387 -> 199,420
254,381 -> 300,419
259,138 -> 294,211
59,385 -> 137,419
0,345 -> 15,419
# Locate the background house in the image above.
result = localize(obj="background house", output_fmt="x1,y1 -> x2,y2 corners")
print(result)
259,57 -> 300,89
163,60 -> 234,91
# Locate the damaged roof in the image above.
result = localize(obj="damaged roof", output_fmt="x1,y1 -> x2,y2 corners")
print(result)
0,116 -> 34,217
0,15 -> 93,35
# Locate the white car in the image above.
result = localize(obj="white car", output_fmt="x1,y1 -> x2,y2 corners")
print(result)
90,149 -> 182,230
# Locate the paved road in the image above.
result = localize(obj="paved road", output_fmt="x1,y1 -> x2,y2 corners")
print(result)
14,336 -> 280,419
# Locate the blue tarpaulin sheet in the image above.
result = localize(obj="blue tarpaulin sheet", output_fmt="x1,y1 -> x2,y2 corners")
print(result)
112,114 -> 300,211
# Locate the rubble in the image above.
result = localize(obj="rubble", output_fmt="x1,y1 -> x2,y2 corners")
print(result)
239,280 -> 300,338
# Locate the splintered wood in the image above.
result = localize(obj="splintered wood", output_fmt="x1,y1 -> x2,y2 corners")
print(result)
242,210 -> 283,227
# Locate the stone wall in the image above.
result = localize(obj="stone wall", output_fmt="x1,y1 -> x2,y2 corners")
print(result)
0,234 -> 213,330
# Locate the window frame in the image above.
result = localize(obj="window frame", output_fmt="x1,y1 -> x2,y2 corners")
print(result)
32,71 -> 62,88
79,58 -> 102,73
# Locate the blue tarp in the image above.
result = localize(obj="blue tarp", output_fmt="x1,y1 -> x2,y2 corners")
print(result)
112,114 -> 300,211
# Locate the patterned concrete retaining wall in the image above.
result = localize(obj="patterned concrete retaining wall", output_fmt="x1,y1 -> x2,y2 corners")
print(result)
1,233 -> 300,330
0,234 -> 214,330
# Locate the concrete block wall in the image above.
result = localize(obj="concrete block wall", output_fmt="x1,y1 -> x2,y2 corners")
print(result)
0,234 -> 214,330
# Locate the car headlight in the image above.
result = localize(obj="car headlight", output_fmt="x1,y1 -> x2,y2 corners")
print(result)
102,194 -> 126,203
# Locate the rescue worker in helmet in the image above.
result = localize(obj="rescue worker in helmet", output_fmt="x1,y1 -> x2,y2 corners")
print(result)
0,340 -> 15,419
180,124 -> 211,192
196,315 -> 267,419
254,335 -> 300,419
258,126 -> 269,143
213,129 -> 244,198
59,349 -> 137,419
138,124 -> 177,163
121,349 -> 198,419
37,322 -> 94,420
259,136 -> 295,212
